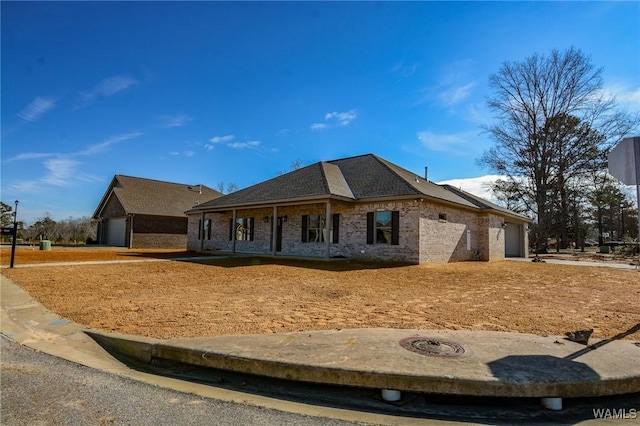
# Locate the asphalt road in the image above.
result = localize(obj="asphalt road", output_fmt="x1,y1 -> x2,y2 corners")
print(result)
0,336 -> 364,426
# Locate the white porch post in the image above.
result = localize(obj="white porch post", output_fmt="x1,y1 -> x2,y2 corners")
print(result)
272,206 -> 278,255
325,201 -> 332,259
231,209 -> 237,254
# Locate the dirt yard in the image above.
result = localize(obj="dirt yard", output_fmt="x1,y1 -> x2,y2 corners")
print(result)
1,246 -> 639,341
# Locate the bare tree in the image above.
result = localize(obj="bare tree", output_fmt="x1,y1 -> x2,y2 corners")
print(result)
215,182 -> 239,194
481,47 -> 639,250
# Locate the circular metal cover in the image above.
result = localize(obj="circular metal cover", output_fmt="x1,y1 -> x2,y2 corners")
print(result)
400,337 -> 465,357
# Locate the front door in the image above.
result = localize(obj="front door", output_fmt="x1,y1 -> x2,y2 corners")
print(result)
276,217 -> 283,252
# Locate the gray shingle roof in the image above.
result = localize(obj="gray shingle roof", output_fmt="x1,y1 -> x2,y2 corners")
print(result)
94,175 -> 221,218
441,184 -> 530,222
188,154 -> 499,213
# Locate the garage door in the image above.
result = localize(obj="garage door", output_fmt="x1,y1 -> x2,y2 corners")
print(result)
505,223 -> 522,257
106,218 -> 126,247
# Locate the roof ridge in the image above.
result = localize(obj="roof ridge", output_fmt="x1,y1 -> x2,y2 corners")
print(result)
116,174 -> 212,189
369,155 -> 422,195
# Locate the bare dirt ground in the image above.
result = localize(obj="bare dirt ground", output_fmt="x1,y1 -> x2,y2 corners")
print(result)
1,246 -> 639,341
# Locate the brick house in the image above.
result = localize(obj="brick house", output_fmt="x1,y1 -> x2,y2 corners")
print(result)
93,175 -> 221,248
186,154 -> 529,263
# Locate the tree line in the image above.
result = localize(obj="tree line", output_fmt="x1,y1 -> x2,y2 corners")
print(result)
481,47 -> 639,251
1,202 -> 97,244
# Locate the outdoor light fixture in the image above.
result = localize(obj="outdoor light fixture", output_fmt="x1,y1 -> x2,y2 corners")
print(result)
501,222 -> 507,229
263,216 -> 270,223
283,215 -> 288,222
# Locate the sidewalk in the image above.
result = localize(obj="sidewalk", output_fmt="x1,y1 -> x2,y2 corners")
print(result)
506,257 -> 639,270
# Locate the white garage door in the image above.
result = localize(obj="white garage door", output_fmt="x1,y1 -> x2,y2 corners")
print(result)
106,218 -> 126,247
505,223 -> 522,257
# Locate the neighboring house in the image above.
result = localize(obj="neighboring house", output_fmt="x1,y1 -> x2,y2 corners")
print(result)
93,175 -> 221,248
186,154 -> 530,263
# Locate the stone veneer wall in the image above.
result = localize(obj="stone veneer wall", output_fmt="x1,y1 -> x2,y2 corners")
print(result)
187,200 -> 506,263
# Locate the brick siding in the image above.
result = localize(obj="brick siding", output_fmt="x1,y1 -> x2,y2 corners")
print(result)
187,199 -> 510,263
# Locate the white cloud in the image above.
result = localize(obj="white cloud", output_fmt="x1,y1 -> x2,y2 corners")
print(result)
390,62 -> 418,78
437,82 -> 477,107
42,158 -> 80,186
437,175 -> 503,201
419,59 -> 478,107
4,132 -> 141,194
159,114 -> 193,128
417,130 -> 482,154
17,97 -> 56,122
311,109 -> 357,131
464,102 -> 493,126
4,152 -> 56,163
77,132 -> 143,156
310,123 -> 329,131
604,81 -> 640,113
76,75 -> 138,108
325,109 -> 357,126
228,140 -> 260,149
209,135 -> 235,144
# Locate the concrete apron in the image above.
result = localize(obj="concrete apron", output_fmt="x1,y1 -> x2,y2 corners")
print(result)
86,327 -> 640,404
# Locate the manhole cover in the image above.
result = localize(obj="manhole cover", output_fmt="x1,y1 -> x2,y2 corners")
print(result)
400,337 -> 465,357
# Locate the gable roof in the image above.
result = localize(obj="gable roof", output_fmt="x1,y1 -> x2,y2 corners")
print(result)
93,175 -> 221,219
188,154 -> 527,218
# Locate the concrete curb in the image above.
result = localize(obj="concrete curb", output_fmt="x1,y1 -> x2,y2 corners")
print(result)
85,328 -> 640,399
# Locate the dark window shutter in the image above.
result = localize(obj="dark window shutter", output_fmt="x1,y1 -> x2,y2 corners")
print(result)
332,213 -> 339,244
249,217 -> 255,241
301,215 -> 308,242
198,219 -> 202,240
229,218 -> 233,240
207,220 -> 212,240
366,212 -> 374,244
391,210 -> 400,245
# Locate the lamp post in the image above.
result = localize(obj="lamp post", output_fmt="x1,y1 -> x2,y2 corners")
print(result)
10,200 -> 19,268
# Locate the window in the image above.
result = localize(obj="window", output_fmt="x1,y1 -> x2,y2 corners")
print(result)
301,214 -> 339,243
205,219 -> 212,240
366,211 -> 399,245
438,213 -> 447,222
229,217 -> 254,241
199,219 -> 212,240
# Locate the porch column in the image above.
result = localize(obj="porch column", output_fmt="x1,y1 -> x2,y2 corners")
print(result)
272,206 -> 278,255
200,212 -> 205,252
128,214 -> 134,249
231,209 -> 237,254
325,201 -> 332,259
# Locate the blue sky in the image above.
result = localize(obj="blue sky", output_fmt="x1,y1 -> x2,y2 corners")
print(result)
2,1 -> 639,225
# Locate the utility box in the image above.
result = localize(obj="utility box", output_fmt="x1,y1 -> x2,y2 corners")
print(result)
39,240 -> 51,251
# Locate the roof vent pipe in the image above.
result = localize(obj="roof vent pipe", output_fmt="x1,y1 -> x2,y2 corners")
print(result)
424,166 -> 428,181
